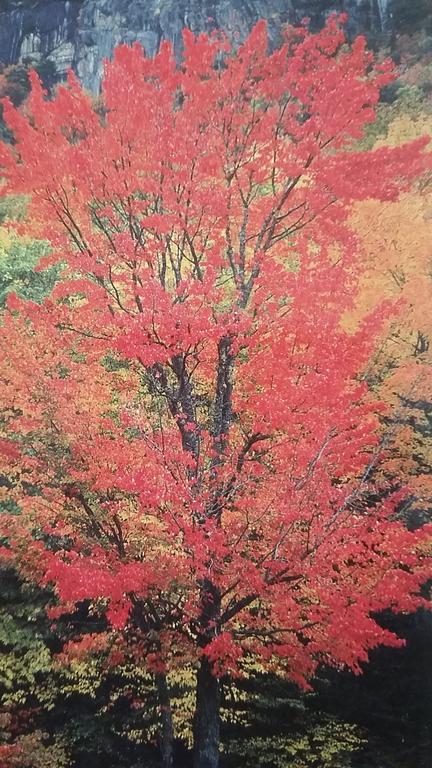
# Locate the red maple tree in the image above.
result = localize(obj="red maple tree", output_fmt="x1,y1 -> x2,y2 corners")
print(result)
0,16 -> 430,768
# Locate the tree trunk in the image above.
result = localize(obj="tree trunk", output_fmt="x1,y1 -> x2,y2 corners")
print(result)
193,656 -> 221,768
155,673 -> 174,768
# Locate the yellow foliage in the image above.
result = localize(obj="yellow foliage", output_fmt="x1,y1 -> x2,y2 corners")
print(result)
224,720 -> 365,768
167,665 -> 196,745
350,106 -> 432,343
373,112 -> 432,149
0,227 -> 12,250
349,97 -> 432,517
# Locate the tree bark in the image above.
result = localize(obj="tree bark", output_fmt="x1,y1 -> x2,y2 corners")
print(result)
155,673 -> 174,768
193,656 -> 221,768
190,332 -> 232,768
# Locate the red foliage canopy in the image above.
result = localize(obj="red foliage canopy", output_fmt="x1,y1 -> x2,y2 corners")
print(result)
0,16 -> 430,687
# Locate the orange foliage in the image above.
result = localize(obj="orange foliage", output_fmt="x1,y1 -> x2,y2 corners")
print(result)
350,110 -> 432,517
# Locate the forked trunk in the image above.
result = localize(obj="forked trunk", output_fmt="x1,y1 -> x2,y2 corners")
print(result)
155,673 -> 174,768
192,656 -> 221,768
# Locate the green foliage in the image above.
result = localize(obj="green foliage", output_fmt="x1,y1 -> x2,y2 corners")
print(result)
0,195 -> 28,225
0,234 -> 59,307
0,203 -> 61,305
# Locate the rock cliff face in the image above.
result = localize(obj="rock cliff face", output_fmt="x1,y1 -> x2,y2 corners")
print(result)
0,0 -> 392,92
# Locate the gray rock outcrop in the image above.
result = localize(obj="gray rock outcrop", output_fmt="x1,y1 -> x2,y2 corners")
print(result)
0,0 -> 393,92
